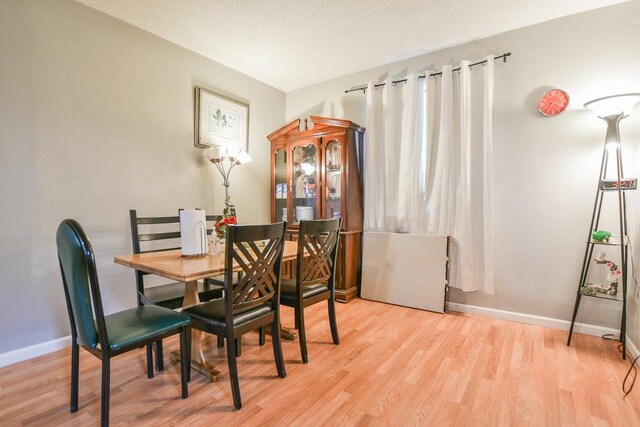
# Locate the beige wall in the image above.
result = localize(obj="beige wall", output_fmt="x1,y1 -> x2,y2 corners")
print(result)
0,0 -> 284,353
286,2 -> 640,344
2,0 -> 640,357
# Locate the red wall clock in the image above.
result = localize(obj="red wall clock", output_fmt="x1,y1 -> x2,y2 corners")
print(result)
538,89 -> 569,117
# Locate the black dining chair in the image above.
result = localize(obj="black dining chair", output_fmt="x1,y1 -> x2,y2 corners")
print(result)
129,209 -> 224,371
57,219 -> 191,427
280,218 -> 341,363
129,210 -> 224,310
182,222 -> 287,409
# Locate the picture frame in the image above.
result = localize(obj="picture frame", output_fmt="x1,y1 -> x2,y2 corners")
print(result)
194,87 -> 249,151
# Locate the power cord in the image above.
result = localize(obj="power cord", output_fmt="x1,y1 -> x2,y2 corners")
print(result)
590,240 -> 640,395
602,334 -> 640,396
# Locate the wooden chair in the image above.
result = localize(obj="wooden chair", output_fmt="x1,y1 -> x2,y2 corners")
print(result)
56,219 -> 191,427
280,218 -> 341,363
182,222 -> 287,409
129,209 -> 224,370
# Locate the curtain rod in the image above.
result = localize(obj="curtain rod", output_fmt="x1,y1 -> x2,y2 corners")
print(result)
344,52 -> 511,94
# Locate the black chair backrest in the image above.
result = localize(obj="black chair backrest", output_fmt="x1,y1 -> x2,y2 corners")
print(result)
224,222 -> 287,314
129,210 -> 221,254
56,219 -> 107,350
296,218 -> 341,287
129,210 -> 222,306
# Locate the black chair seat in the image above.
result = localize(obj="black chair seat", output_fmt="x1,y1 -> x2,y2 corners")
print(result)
280,279 -> 329,303
183,299 -> 272,329
104,306 -> 191,351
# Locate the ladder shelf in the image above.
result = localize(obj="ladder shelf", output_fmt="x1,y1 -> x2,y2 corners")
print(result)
567,160 -> 631,360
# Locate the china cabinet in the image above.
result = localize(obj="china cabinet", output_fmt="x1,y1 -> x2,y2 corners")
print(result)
267,116 -> 365,302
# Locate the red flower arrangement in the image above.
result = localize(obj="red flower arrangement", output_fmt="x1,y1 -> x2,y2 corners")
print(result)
214,215 -> 237,239
214,197 -> 237,239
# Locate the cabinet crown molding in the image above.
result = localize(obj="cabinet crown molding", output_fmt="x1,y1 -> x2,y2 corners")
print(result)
267,116 -> 365,143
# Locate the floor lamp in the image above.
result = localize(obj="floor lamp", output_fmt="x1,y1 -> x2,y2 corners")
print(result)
568,93 -> 640,359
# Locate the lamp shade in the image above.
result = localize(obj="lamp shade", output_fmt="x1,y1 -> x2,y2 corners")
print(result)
224,146 -> 241,160
236,151 -> 252,164
584,93 -> 640,117
203,147 -> 222,162
202,145 -> 252,164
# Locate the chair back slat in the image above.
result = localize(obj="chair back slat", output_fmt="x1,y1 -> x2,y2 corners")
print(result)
56,219 -> 107,350
137,231 -> 182,242
225,223 -> 286,313
297,218 -> 341,287
138,247 -> 181,255
136,216 -> 179,225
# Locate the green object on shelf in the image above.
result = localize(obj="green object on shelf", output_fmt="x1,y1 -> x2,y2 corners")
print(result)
592,230 -> 612,242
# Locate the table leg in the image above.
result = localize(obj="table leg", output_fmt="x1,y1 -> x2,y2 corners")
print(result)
170,281 -> 220,382
264,324 -> 298,341
280,327 -> 299,340
277,260 -> 299,340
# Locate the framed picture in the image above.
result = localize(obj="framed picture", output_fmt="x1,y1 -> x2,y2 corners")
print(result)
194,87 -> 249,150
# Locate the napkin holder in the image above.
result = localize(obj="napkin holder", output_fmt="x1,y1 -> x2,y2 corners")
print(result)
179,209 -> 208,257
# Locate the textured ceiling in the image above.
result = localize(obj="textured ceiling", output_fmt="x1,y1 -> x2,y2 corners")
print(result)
76,0 -> 627,92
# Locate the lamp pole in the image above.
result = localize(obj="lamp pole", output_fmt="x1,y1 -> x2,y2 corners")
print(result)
203,146 -> 252,211
211,158 -> 239,200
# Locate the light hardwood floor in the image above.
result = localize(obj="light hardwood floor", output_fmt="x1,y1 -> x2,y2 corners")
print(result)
1,299 -> 639,426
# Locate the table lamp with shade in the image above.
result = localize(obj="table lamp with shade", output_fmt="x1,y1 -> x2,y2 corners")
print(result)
567,93 -> 640,359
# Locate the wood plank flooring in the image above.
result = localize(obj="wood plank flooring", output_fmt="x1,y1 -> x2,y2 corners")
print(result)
1,298 -> 639,426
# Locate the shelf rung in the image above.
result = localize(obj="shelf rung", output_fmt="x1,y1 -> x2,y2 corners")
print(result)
588,235 -> 628,246
579,286 -> 624,301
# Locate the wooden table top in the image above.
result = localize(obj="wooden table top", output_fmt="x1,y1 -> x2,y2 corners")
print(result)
114,240 -> 298,282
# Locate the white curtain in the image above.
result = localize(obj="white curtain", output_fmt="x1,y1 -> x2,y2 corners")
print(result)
482,57 -> 495,294
364,81 -> 384,230
364,75 -> 426,234
425,65 -> 457,236
364,55 -> 495,294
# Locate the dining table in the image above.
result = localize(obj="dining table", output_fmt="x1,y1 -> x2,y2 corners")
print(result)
114,240 -> 299,382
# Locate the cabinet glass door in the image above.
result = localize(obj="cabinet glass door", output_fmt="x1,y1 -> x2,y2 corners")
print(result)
274,148 -> 288,222
324,139 -> 342,219
292,143 -> 318,223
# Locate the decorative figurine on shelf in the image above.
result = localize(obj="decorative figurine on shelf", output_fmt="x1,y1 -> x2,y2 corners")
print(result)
584,252 -> 621,296
592,230 -> 612,242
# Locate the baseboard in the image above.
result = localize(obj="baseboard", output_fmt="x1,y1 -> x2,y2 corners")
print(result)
0,336 -> 71,369
446,302 -> 621,337
625,335 -> 640,359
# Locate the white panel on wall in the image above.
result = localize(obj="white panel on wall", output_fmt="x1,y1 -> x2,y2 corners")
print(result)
361,232 -> 448,313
